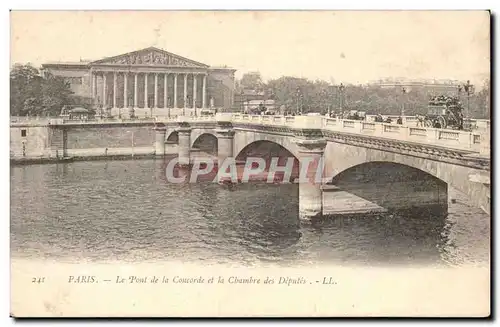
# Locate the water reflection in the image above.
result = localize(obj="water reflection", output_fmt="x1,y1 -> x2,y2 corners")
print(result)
10,159 -> 489,267
304,211 -> 450,266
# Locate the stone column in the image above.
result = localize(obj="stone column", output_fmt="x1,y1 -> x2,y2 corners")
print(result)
215,122 -> 235,164
154,73 -> 158,108
144,73 -> 148,109
173,73 -> 178,108
113,72 -> 117,108
93,73 -> 98,101
164,73 -> 168,108
102,73 -> 107,107
134,73 -> 138,108
202,74 -> 207,109
183,73 -> 188,108
153,125 -> 167,156
193,74 -> 197,109
177,123 -> 191,167
90,70 -> 95,103
124,73 -> 128,108
294,138 -> 327,222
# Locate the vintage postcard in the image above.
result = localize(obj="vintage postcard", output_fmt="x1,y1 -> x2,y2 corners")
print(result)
9,10 -> 490,317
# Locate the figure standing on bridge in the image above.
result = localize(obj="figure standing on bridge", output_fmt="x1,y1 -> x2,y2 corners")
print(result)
416,114 -> 424,127
458,111 -> 464,130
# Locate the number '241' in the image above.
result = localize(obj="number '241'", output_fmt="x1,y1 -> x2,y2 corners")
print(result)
31,277 -> 45,283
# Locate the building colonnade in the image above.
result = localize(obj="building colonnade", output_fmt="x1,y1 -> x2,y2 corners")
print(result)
90,71 -> 208,110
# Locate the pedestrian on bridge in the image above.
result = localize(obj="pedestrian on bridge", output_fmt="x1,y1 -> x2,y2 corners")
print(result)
416,114 -> 425,127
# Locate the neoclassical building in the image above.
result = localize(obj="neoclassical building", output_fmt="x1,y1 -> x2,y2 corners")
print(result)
41,47 -> 236,116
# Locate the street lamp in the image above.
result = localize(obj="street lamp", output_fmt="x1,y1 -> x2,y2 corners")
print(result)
319,89 -> 327,115
338,83 -> 345,112
401,87 -> 407,116
295,87 -> 302,114
243,94 -> 247,113
463,80 -> 474,119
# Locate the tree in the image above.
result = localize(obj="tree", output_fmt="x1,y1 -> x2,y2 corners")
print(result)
267,76 -> 310,111
471,79 -> 490,119
240,72 -> 263,91
10,64 -> 74,116
40,72 -> 74,116
10,64 -> 43,116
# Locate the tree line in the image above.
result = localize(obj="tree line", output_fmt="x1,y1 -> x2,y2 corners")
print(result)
236,72 -> 490,119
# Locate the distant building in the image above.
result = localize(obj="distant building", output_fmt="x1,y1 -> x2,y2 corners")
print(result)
234,89 -> 276,112
370,78 -> 463,92
41,46 -> 236,110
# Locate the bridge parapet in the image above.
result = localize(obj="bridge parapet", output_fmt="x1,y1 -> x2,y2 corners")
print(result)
320,117 -> 483,152
20,113 -> 488,157
229,114 -> 484,153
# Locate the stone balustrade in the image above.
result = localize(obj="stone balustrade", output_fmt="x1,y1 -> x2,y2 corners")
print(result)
19,113 -> 487,153
229,114 -> 486,152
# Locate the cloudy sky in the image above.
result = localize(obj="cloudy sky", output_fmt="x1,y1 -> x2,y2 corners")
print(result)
10,11 -> 490,86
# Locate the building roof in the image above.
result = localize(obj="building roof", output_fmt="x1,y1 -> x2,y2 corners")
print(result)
41,46 -> 236,71
69,107 -> 89,113
90,46 -> 210,68
42,61 -> 91,69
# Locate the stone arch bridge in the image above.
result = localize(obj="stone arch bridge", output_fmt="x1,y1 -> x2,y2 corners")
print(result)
39,113 -> 490,221
152,114 -> 490,220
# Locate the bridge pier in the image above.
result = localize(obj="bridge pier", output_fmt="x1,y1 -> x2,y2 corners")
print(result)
178,123 -> 191,167
295,138 -> 327,223
215,126 -> 235,165
153,126 -> 166,156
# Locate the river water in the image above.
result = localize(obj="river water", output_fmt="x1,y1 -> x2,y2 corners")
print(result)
10,159 -> 490,268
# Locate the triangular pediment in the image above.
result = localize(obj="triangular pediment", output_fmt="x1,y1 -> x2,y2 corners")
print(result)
91,47 -> 209,67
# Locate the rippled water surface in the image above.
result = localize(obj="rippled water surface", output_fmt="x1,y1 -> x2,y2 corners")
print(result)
10,160 -> 490,267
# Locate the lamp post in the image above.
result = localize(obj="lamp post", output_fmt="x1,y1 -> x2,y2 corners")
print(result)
338,83 -> 345,114
319,89 -> 326,115
401,87 -> 407,116
295,87 -> 302,114
463,80 -> 474,119
243,94 -> 247,113
330,84 -> 336,116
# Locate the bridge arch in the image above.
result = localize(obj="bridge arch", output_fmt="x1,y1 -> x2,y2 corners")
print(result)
325,143 -> 490,213
328,161 -> 448,213
191,133 -> 218,156
166,130 -> 179,144
234,140 -> 300,182
190,129 -> 217,148
235,140 -> 299,161
233,132 -> 301,160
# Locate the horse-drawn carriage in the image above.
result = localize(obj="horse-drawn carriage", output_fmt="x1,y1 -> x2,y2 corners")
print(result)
344,110 -> 366,121
200,109 -> 217,116
424,95 -> 464,130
